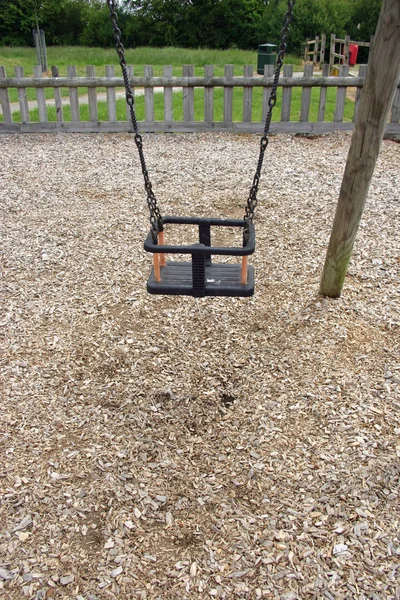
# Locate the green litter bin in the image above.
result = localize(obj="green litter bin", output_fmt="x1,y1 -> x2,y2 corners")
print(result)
257,43 -> 277,75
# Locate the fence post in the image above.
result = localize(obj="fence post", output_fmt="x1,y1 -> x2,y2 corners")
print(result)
243,65 -> 253,122
334,65 -> 349,122
105,65 -> 117,122
86,65 -> 98,122
34,65 -> 47,122
313,36 -> 319,65
0,66 -> 12,124
51,65 -> 63,123
33,30 -> 40,68
204,65 -> 214,123
300,63 -> 313,122
304,38 -> 309,62
67,65 -> 80,123
164,65 -> 173,123
281,64 -> 293,121
329,33 -> 335,72
320,0 -> 400,298
224,65 -> 234,124
344,35 -> 350,65
40,30 -> 48,72
33,29 -> 47,72
183,65 -> 194,123
15,66 -> 29,123
317,63 -> 329,122
320,34 -> 326,68
144,65 -> 155,123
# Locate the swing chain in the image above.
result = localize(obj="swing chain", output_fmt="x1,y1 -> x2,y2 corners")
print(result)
107,0 -> 163,238
244,0 -> 296,231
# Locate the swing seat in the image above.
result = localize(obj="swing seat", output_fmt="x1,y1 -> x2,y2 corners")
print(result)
144,217 -> 255,298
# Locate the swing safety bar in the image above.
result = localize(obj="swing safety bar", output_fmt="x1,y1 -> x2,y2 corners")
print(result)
144,216 -> 255,298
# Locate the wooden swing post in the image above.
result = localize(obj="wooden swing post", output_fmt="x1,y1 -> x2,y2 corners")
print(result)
319,0 -> 400,298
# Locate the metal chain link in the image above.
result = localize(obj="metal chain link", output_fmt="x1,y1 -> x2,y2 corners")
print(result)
107,0 -> 163,238
244,0 -> 296,229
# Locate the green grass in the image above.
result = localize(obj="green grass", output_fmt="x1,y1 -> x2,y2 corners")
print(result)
4,86 -> 355,124
0,45 -> 303,77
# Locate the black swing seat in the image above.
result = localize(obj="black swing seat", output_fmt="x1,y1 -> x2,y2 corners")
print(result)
144,216 -> 255,298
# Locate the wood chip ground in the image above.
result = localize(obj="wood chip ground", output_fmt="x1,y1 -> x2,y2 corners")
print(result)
0,131 -> 399,600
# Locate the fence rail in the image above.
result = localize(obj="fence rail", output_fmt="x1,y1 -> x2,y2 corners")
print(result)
1,64 -> 399,136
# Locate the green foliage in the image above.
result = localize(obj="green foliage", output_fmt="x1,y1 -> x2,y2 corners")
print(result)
0,0 -> 384,52
79,2 -> 113,46
121,0 -> 266,49
42,0 -> 89,45
0,0 -> 40,45
0,0 -> 90,46
257,0 -> 367,54
348,0 -> 382,40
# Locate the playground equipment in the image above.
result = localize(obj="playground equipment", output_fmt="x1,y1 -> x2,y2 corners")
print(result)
107,0 -> 296,297
304,33 -> 373,73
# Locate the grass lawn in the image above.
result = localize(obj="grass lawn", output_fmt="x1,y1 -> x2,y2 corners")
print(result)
0,45 -> 303,77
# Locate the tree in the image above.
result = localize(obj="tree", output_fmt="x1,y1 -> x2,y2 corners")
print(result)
80,0 -> 114,46
0,0 -> 90,46
349,0 -> 382,39
0,0 -> 44,45
0,0 -> 385,50
213,0 -> 265,49
123,0 -> 267,49
43,0 -> 89,45
256,0 -> 382,54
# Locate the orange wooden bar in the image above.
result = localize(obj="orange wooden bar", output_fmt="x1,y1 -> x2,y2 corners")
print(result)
153,253 -> 161,281
158,231 -> 166,266
241,256 -> 248,285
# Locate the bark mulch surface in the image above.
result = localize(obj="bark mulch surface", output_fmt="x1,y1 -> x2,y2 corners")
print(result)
1,131 -> 399,600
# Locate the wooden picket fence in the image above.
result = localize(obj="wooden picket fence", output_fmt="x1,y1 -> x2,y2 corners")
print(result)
1,63 -> 399,136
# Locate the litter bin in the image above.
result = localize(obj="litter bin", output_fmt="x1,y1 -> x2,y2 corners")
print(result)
349,43 -> 359,66
257,43 -> 277,75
